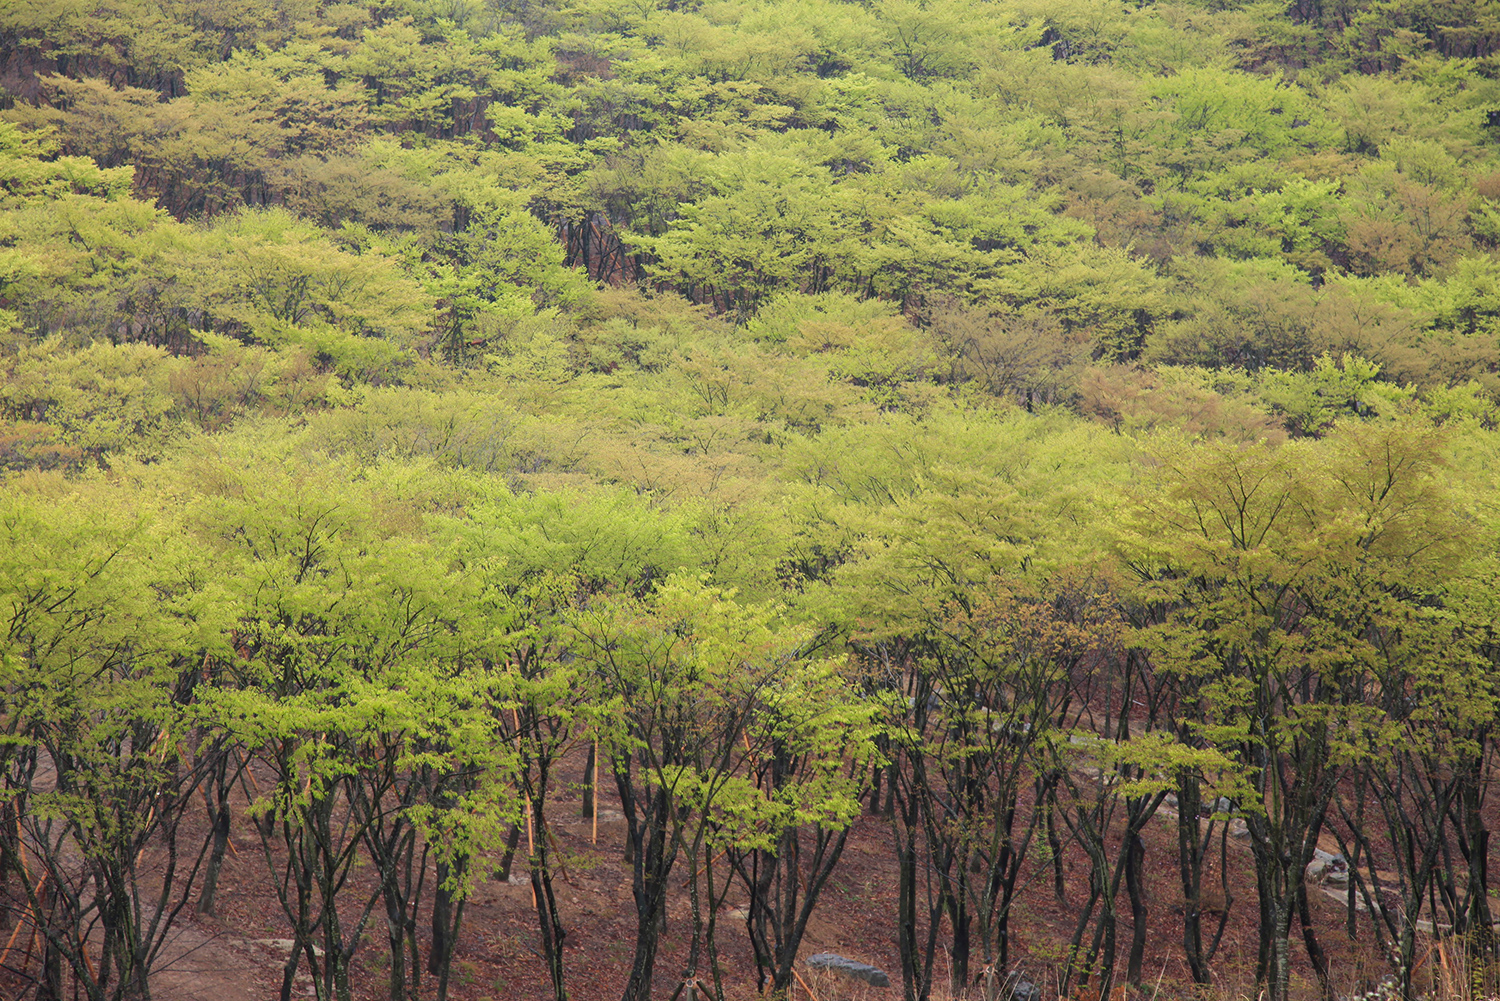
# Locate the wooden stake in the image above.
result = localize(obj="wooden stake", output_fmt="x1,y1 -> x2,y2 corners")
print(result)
525,798 -> 535,857
545,828 -> 571,882
240,747 -> 262,797
0,906 -> 27,969
591,738 -> 599,846
136,728 -> 176,867
7,816 -> 47,984
512,707 -> 536,908
742,730 -> 761,777
18,915 -> 38,973
693,848 -> 728,881
0,872 -> 45,973
14,813 -> 30,883
81,931 -> 99,984
790,964 -> 822,1001
514,710 -> 534,857
4,813 -> 36,970
525,799 -> 536,908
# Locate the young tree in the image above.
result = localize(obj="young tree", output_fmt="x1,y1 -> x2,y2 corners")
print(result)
194,458 -> 493,1001
1120,417 -> 1468,1001
475,573 -> 594,1001
932,574 -> 1121,992
717,657 -> 881,999
0,486 -> 230,1001
573,575 -> 844,1001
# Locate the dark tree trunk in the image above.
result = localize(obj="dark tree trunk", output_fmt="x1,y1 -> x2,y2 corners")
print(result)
1296,881 -> 1332,999
197,771 -> 232,916
1178,775 -> 1212,984
581,743 -> 595,819
1125,832 -> 1147,987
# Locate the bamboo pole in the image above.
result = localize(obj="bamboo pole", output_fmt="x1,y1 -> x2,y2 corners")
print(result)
18,908 -> 39,973
240,747 -> 262,797
80,931 -> 99,984
0,906 -> 27,968
514,709 -> 534,857
591,738 -> 599,846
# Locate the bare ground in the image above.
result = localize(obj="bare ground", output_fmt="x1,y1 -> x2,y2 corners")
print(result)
0,745 -> 1431,1001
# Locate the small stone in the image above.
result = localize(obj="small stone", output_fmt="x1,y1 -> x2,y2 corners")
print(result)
1006,973 -> 1042,1001
806,953 -> 891,988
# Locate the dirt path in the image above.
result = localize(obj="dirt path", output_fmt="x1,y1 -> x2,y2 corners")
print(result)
142,921 -> 289,1001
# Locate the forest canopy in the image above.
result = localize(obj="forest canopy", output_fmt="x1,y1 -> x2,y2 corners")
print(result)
4,0 -> 1500,999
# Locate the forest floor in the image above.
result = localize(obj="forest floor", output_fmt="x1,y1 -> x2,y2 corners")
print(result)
109,745 -> 1400,1001
0,743 -> 1394,1001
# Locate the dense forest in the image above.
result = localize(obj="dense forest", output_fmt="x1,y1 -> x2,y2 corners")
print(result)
4,0 -> 1500,999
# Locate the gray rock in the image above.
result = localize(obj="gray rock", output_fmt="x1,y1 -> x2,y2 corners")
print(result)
1306,849 -> 1348,886
806,953 -> 891,988
1006,973 -> 1042,1001
990,717 -> 1032,737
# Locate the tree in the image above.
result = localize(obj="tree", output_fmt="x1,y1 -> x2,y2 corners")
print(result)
1120,417 -> 1469,1001
472,573 -> 593,1001
928,301 -> 1091,409
0,340 -> 181,464
995,244 -> 1173,362
193,455 -> 503,1001
0,483 -> 231,1001
631,146 -> 855,317
717,656 -> 880,999
928,574 -> 1121,994
168,208 -> 433,377
573,575 -> 850,1001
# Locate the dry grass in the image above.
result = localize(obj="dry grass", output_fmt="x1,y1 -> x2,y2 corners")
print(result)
1426,934 -> 1500,1001
774,933 -> 1500,1001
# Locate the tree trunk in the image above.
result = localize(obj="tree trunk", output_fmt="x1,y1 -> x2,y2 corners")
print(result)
1178,775 -> 1210,984
384,882 -> 410,1001
197,765 -> 232,916
1125,832 -> 1147,987
896,814 -> 921,1001
429,856 -> 467,1001
581,743 -> 595,819
494,825 -> 522,884
532,821 -> 569,1001
619,785 -> 674,1001
1296,880 -> 1331,999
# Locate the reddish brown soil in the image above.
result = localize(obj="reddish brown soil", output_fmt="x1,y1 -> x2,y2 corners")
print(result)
0,745 -> 1411,1001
